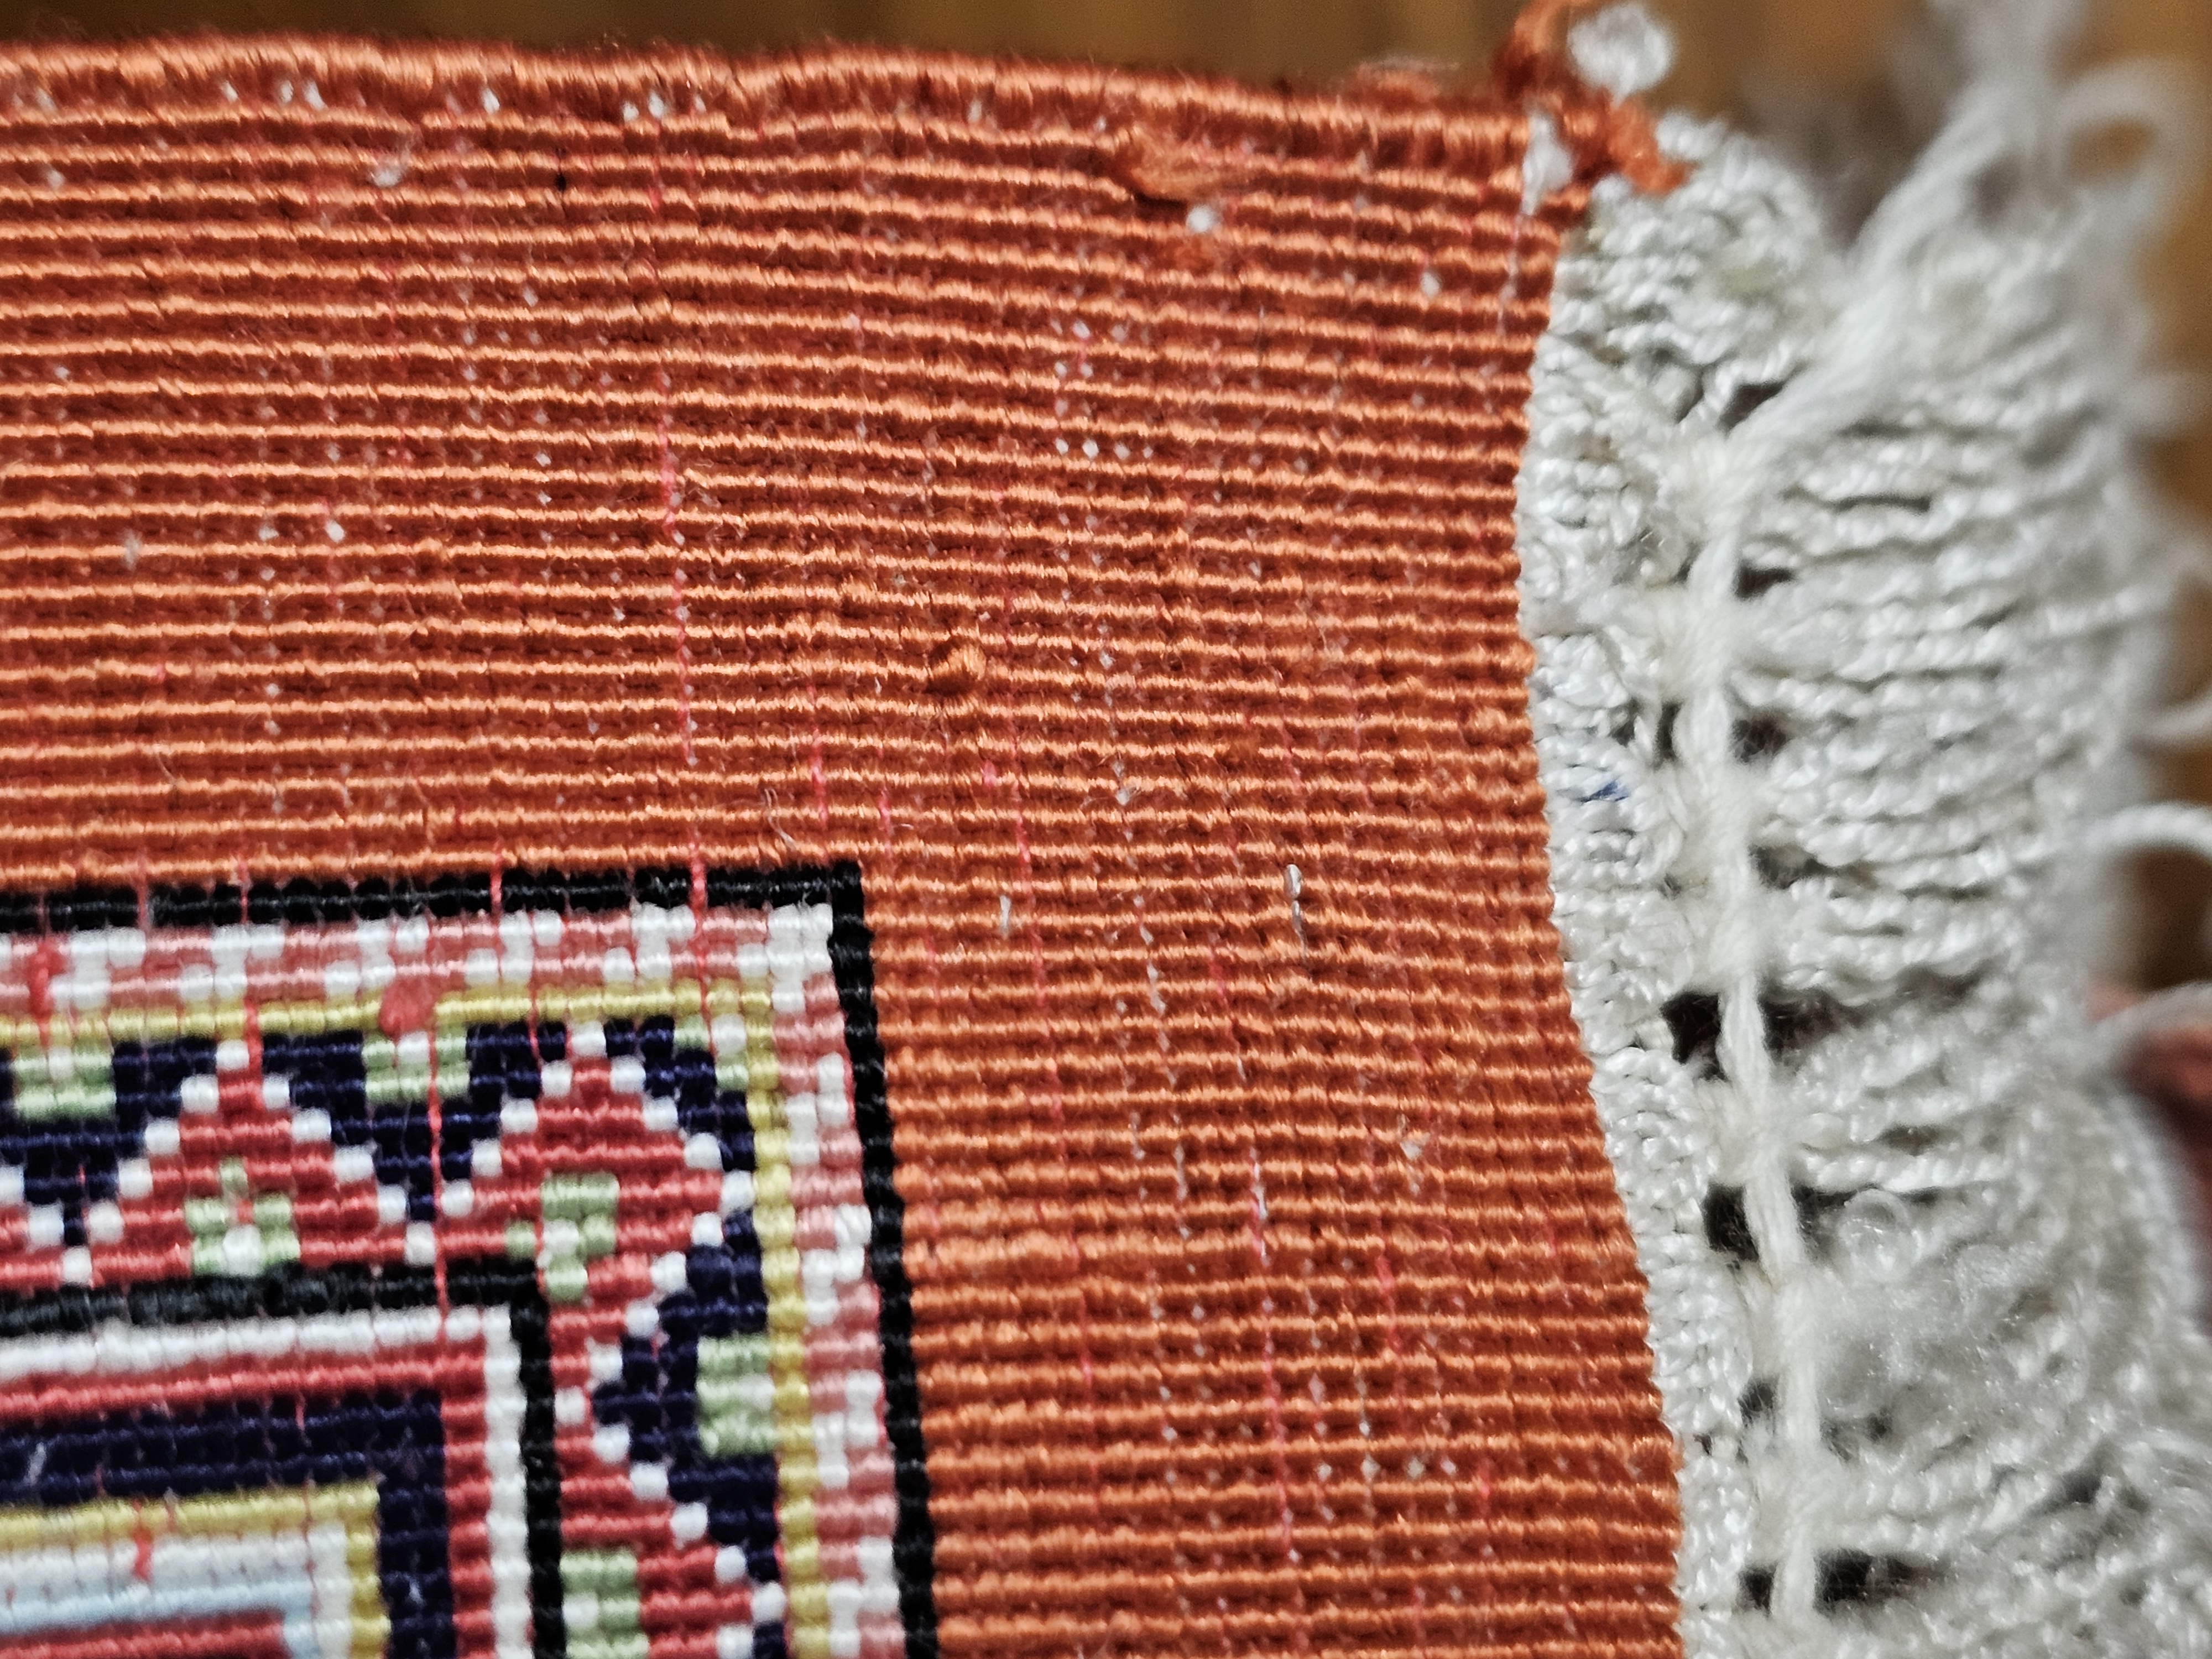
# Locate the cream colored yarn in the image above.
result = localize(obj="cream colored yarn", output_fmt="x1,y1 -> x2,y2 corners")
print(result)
1521,2 -> 2212,1652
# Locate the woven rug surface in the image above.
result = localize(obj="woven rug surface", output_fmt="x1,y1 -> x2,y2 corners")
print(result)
0,23 -> 1679,1659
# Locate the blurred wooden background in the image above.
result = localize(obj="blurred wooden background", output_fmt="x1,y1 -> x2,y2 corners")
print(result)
2,0 -> 2209,982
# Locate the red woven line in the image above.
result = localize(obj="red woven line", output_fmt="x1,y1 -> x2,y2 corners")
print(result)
0,1616 -> 292,1659
0,1344 -> 485,1423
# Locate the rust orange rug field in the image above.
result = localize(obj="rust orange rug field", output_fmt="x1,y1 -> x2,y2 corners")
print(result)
0,24 -> 1680,1659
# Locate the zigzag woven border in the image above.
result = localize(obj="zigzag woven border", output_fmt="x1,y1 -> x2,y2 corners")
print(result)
0,863 -> 933,1659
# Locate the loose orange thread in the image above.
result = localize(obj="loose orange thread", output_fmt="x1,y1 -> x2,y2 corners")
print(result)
1496,0 -> 1689,194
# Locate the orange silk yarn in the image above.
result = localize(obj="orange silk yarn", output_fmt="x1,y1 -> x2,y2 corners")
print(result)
0,31 -> 1681,1659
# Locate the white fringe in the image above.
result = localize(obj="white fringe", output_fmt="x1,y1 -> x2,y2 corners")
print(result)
1519,3 -> 2212,1651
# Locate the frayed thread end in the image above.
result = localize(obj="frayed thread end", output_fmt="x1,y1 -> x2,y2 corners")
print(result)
1495,0 -> 1687,195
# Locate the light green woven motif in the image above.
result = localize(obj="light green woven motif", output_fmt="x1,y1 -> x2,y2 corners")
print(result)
10,1040 -> 115,1120
363,1030 -> 431,1110
697,1332 -> 776,1458
539,1170 -> 618,1303
562,1548 -> 646,1659
185,1156 -> 301,1276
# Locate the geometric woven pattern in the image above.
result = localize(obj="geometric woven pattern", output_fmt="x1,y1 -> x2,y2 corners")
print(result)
0,865 -> 925,1659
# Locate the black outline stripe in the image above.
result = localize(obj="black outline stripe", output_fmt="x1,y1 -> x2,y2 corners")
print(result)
0,864 -> 857,936
0,860 -> 939,1659
825,863 -> 938,1659
0,1259 -> 439,1338
447,1255 -> 568,1659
